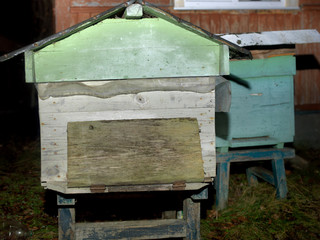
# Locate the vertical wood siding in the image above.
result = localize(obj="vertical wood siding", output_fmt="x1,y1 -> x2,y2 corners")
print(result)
54,0 -> 320,108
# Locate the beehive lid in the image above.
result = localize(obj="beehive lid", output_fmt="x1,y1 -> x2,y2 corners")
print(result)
0,1 -> 251,83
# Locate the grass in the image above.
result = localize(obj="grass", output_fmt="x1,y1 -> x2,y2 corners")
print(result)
1,138 -> 319,239
0,138 -> 58,239
201,149 -> 320,240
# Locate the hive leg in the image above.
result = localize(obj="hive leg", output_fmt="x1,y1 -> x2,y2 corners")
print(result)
272,155 -> 288,199
183,197 -> 201,240
57,194 -> 76,240
215,162 -> 230,210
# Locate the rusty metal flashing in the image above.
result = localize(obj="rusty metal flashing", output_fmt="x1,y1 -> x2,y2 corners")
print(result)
0,0 -> 251,62
90,184 -> 107,193
172,180 -> 187,190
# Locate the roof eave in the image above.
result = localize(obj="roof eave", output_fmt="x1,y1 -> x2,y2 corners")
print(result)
0,0 -> 251,62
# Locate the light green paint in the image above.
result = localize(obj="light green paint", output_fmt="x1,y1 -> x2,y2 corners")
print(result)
219,45 -> 229,75
229,55 -> 296,78
25,18 -> 226,83
216,56 -> 295,148
24,51 -> 35,83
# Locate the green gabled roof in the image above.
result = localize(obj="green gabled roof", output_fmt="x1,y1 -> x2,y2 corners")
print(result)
0,0 -> 251,62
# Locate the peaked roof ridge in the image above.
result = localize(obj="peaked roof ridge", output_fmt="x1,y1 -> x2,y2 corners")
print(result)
0,0 -> 251,62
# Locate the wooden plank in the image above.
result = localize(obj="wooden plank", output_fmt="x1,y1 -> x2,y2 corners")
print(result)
57,194 -> 76,206
250,48 -> 295,59
230,56 -> 296,79
246,158 -> 288,199
75,219 -> 186,239
30,18 -> 222,83
215,162 -> 230,211
39,107 -> 215,186
271,157 -> 288,199
183,198 -> 200,240
46,182 -> 209,194
38,89 -> 216,187
67,118 -> 204,187
246,166 -> 275,186
58,199 -> 75,240
216,148 -> 295,163
41,160 -> 67,183
191,187 -> 208,200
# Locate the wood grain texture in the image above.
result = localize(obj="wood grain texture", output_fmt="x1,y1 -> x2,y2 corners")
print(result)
183,198 -> 201,240
67,118 -> 204,187
39,108 -> 215,184
38,78 -> 216,191
38,86 -> 216,188
75,219 -> 186,239
46,181 -> 209,194
38,91 -> 214,113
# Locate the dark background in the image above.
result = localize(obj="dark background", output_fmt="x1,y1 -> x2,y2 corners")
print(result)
0,1 -> 54,141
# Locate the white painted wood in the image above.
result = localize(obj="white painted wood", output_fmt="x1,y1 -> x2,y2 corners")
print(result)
220,29 -> 320,47
39,110 -> 215,127
38,91 -> 214,113
41,160 -> 67,183
39,89 -> 216,191
39,111 -> 216,185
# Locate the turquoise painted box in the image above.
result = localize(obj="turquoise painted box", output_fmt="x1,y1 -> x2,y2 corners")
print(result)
216,55 -> 296,149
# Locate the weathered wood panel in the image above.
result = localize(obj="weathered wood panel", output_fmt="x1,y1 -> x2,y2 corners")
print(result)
76,219 -> 186,239
38,91 -> 214,112
40,107 -> 216,183
39,86 -> 216,190
67,118 -> 204,187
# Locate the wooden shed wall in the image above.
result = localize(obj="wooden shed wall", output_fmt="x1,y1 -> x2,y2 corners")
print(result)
54,0 -> 320,110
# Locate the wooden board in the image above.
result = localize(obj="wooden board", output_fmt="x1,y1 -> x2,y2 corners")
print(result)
39,107 -> 216,186
67,118 -> 204,187
38,87 -> 216,190
26,18 -> 224,83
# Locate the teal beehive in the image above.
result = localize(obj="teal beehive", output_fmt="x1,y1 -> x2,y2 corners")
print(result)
216,55 -> 296,149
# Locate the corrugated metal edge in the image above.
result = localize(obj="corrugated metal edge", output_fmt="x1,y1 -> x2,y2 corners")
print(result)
0,0 -> 251,62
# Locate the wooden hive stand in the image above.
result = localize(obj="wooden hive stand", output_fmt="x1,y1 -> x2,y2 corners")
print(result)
215,147 -> 295,211
57,188 -> 208,240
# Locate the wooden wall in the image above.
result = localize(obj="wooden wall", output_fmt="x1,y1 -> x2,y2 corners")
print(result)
54,0 -> 320,110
